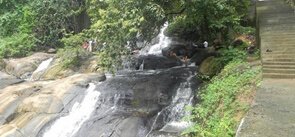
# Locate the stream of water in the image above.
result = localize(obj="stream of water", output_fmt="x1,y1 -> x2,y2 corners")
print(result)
30,58 -> 53,81
43,83 -> 101,137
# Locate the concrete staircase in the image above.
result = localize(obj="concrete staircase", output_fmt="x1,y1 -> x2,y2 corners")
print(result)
236,1 -> 295,137
259,0 -> 295,79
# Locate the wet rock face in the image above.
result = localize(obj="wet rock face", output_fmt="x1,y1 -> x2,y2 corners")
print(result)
72,67 -> 199,137
4,53 -> 54,79
136,55 -> 182,70
0,73 -> 106,137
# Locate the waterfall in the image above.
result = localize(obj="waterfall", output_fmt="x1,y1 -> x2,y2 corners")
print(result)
139,60 -> 144,71
140,22 -> 171,56
42,83 -> 101,137
30,58 -> 53,81
146,75 -> 194,136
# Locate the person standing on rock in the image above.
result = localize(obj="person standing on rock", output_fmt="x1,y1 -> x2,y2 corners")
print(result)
204,41 -> 208,48
88,40 -> 93,52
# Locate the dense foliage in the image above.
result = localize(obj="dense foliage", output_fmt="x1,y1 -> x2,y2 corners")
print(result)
0,0 -> 250,70
286,0 -> 295,7
0,0 -> 85,57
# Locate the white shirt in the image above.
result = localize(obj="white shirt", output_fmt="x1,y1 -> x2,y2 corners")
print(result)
204,41 -> 208,48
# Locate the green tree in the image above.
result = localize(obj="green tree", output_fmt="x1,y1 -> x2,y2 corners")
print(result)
86,0 -> 165,71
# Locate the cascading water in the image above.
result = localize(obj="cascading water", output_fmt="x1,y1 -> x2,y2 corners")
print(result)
146,75 -> 195,136
139,60 -> 145,71
42,83 -> 101,137
140,22 -> 171,55
39,23 -> 198,137
30,58 -> 53,81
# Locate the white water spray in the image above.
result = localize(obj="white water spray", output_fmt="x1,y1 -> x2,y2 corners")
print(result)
145,75 -> 194,136
30,58 -> 53,81
43,83 -> 101,137
140,22 -> 171,55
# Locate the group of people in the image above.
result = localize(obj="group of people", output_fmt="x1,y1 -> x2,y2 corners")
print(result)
192,41 -> 209,48
169,41 -> 209,67
82,40 -> 96,52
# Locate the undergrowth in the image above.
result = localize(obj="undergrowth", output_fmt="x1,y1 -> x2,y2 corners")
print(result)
57,47 -> 90,69
185,59 -> 261,137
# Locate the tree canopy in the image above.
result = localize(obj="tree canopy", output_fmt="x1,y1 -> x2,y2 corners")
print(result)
0,0 -> 250,70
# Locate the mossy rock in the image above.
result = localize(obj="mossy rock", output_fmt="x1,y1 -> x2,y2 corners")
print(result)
43,64 -> 74,80
199,56 -> 223,77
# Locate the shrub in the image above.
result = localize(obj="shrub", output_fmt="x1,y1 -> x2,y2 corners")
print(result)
60,33 -> 87,48
218,48 -> 247,66
57,47 -> 90,69
0,33 -> 36,58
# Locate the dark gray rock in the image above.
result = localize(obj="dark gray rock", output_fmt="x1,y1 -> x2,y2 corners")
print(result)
47,48 -> 57,54
71,67 -> 200,137
136,55 -> 182,70
0,71 -> 23,89
190,48 -> 219,65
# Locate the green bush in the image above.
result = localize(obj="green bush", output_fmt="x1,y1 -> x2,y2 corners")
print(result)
0,33 -> 36,58
218,48 -> 247,66
185,60 -> 261,137
57,47 -> 90,69
61,33 -> 87,48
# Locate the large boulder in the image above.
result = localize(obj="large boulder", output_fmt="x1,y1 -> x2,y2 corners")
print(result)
136,55 -> 182,70
0,71 -> 23,89
42,56 -> 101,80
0,73 -> 106,137
190,48 -> 219,65
72,67 -> 199,137
162,39 -> 198,58
198,56 -> 223,77
4,53 -> 54,79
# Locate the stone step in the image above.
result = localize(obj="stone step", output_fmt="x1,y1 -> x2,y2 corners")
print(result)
257,2 -> 294,15
262,36 -> 295,39
263,58 -> 295,62
261,49 -> 295,54
261,43 -> 295,46
262,43 -> 295,46
260,26 -> 295,32
260,13 -> 295,19
263,50 -> 295,54
258,8 -> 294,15
261,30 -> 295,35
263,61 -> 295,66
263,73 -> 295,79
260,15 -> 295,20
260,19 -> 295,25
260,19 -> 295,24
261,41 -> 295,44
263,54 -> 295,58
261,32 -> 295,36
258,4 -> 293,11
263,33 -> 295,37
262,35 -> 295,39
263,68 -> 295,73
261,45 -> 295,50
263,64 -> 295,69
